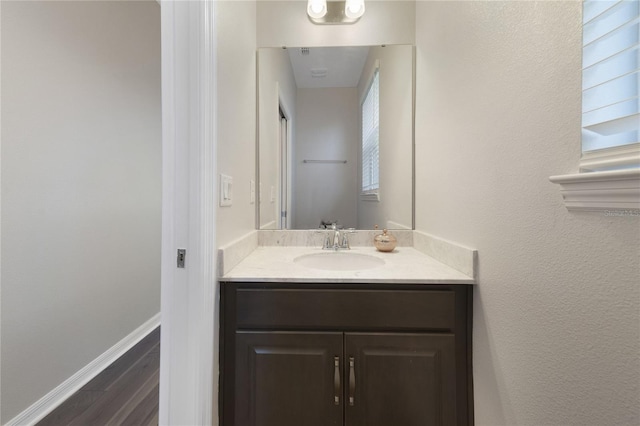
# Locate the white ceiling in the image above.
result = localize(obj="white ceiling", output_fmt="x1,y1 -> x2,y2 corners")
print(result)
287,46 -> 370,89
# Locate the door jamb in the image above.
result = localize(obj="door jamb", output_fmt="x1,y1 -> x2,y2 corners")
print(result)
159,1 -> 217,424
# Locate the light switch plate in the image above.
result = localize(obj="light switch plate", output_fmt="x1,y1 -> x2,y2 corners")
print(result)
220,174 -> 232,207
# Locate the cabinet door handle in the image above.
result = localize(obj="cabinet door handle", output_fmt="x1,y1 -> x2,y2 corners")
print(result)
348,356 -> 355,406
334,356 -> 340,405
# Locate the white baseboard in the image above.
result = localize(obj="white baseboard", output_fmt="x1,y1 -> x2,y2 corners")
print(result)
5,313 -> 161,426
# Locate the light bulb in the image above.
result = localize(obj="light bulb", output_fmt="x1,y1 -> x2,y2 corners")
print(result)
345,0 -> 365,19
307,0 -> 327,19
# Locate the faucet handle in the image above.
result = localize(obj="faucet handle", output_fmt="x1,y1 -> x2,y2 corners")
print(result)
314,229 -> 333,249
341,229 -> 357,249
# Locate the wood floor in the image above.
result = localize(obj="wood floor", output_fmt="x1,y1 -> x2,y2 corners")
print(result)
37,327 -> 160,426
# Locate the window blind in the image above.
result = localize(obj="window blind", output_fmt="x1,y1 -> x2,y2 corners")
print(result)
362,69 -> 380,193
582,0 -> 639,153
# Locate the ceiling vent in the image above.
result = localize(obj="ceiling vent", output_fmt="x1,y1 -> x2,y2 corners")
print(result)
311,68 -> 328,78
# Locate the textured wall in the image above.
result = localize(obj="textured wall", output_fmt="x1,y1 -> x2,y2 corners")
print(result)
257,0 -> 415,48
1,1 -> 161,421
216,1 -> 258,245
415,1 -> 640,425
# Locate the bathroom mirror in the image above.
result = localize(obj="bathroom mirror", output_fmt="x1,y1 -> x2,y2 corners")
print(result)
257,45 -> 414,230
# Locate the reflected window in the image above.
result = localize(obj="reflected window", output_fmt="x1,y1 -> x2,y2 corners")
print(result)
362,68 -> 380,194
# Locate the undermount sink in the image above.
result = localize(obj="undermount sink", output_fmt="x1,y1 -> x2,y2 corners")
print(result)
294,252 -> 385,271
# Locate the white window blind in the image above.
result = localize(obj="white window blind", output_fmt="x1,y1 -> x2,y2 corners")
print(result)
582,0 -> 639,155
362,68 -> 380,194
548,1 -> 640,211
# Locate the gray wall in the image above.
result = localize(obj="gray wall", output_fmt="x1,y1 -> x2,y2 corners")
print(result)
256,47 -> 295,231
213,2 -> 258,419
216,0 -> 258,245
415,1 -> 639,425
1,1 -> 161,421
294,88 -> 358,229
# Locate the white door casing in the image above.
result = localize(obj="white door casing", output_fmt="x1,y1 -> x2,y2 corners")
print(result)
159,1 -> 217,425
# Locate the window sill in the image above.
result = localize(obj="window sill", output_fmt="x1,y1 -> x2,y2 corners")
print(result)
549,169 -> 640,212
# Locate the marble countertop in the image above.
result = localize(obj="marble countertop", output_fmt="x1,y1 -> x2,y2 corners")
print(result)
221,246 -> 475,284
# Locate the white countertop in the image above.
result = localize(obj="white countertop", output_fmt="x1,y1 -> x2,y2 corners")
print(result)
221,246 -> 475,284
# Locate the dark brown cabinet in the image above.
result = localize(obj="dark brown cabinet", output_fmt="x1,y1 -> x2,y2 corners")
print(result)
220,283 -> 473,426
346,333 -> 456,426
235,331 -> 343,426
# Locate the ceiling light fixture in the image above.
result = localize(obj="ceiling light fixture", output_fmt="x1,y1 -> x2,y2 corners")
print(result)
344,0 -> 365,19
307,0 -> 365,24
307,0 -> 327,19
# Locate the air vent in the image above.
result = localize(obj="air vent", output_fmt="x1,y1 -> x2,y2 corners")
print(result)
300,47 -> 310,56
311,68 -> 328,78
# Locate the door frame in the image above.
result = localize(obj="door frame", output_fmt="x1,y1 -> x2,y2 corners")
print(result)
278,85 -> 293,230
159,1 -> 217,425
278,107 -> 287,229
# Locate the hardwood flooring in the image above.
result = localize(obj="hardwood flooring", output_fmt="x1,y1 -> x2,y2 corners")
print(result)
37,327 -> 160,426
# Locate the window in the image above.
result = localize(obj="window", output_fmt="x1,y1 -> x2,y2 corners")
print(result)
361,68 -> 380,197
550,0 -> 639,211
581,0 -> 639,169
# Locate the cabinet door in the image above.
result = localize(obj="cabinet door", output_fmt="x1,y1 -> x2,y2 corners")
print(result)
345,333 -> 457,426
235,331 -> 343,426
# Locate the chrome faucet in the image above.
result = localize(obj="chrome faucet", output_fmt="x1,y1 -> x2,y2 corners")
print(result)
319,223 -> 356,250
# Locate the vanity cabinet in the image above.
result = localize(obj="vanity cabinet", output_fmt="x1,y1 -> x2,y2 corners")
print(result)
220,283 -> 473,426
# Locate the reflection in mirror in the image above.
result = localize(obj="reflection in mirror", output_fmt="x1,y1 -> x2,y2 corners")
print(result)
258,45 -> 413,230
